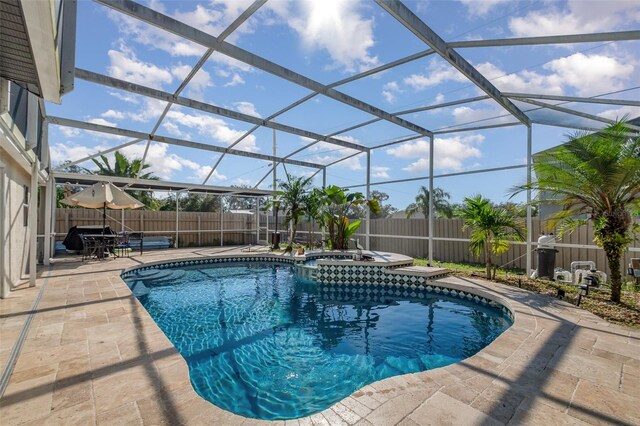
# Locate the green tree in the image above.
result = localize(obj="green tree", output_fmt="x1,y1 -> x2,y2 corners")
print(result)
303,188 -> 324,248
91,151 -> 159,210
456,195 -> 524,280
514,119 -> 640,302
277,174 -> 313,253
406,186 -> 453,219
226,184 -> 255,211
159,193 -> 221,212
350,190 -> 397,219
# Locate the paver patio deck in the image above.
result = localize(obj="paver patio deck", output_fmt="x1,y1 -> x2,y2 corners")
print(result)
0,246 -> 638,425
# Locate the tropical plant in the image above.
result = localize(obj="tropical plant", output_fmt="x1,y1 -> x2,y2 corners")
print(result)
320,185 -> 380,250
513,119 -> 640,302
456,195 -> 524,280
276,174 -> 313,253
406,186 -> 453,219
303,188 -> 324,248
91,151 -> 159,209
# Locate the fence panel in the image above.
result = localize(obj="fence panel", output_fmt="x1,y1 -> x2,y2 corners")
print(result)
55,208 -> 639,275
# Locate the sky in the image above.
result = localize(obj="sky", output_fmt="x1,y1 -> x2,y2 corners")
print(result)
46,0 -> 640,210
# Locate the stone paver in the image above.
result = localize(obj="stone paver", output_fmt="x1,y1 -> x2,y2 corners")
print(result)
0,246 -> 638,425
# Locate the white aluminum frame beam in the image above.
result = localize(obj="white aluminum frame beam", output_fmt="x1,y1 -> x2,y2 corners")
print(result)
449,30 -> 640,48
203,49 -> 436,183
46,116 -> 324,170
504,92 -> 640,107
376,0 -> 530,126
97,0 -> 434,138
76,69 -> 366,153
513,97 -> 640,131
139,0 -> 267,180
53,171 -> 274,196
53,138 -> 143,170
344,164 -> 528,189
433,122 -> 522,135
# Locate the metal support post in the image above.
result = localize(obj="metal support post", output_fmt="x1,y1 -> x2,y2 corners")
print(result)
366,151 -> 371,250
0,162 -> 6,298
28,159 -> 39,287
220,196 -> 224,247
175,191 -> 179,249
321,168 -> 326,246
526,126 -> 533,274
255,197 -> 260,245
428,135 -> 434,266
43,176 -> 53,265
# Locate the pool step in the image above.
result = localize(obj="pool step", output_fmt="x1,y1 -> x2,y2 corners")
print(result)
386,266 -> 450,280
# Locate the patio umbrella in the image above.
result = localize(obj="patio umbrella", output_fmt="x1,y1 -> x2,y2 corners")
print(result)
61,182 -> 144,235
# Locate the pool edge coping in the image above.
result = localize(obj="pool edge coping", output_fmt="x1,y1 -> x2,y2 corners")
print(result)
116,252 -> 525,422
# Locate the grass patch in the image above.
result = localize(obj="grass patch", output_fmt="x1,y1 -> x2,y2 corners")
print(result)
415,258 -> 640,328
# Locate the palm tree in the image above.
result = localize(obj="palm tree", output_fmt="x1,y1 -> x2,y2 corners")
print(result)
92,151 -> 157,179
278,174 -> 313,253
303,188 -> 323,248
92,151 -> 159,209
514,119 -> 640,302
406,186 -> 453,219
456,195 -> 524,280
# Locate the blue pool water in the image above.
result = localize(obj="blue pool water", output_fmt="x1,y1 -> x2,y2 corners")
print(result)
124,262 -> 511,420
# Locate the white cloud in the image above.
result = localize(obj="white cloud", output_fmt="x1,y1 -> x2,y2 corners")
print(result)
58,127 -> 81,138
162,121 -> 191,139
303,136 -> 364,170
129,98 -> 169,123
107,43 -> 173,89
234,101 -> 261,118
509,1 -> 640,37
108,10 -> 206,58
543,53 -> 634,96
451,105 -> 513,125
460,0 -> 511,17
101,109 -> 125,120
171,64 -> 213,100
164,109 -> 259,152
434,93 -> 445,104
108,91 -> 140,104
598,106 -> 640,121
386,135 -> 483,173
371,166 -> 389,178
475,62 -> 564,95
87,118 -> 117,127
287,0 -> 379,72
473,54 -> 634,97
118,143 -> 225,181
382,81 -> 401,104
224,74 -> 245,87
404,59 -> 467,90
50,142 -> 112,166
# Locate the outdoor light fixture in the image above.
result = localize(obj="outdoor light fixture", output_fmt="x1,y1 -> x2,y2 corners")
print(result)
577,285 -> 589,306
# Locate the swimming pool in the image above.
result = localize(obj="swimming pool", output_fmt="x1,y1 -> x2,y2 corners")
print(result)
124,261 -> 512,420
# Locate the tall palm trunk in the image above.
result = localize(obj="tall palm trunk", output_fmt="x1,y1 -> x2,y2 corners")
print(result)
484,239 -> 491,279
606,250 -> 623,302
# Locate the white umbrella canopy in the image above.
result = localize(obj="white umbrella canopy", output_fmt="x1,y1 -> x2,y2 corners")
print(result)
62,182 -> 144,236
62,182 -> 144,209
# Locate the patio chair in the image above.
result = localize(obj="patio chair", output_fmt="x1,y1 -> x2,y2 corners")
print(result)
81,235 -> 100,261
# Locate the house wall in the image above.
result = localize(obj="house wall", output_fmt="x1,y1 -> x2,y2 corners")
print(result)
0,145 -> 32,296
